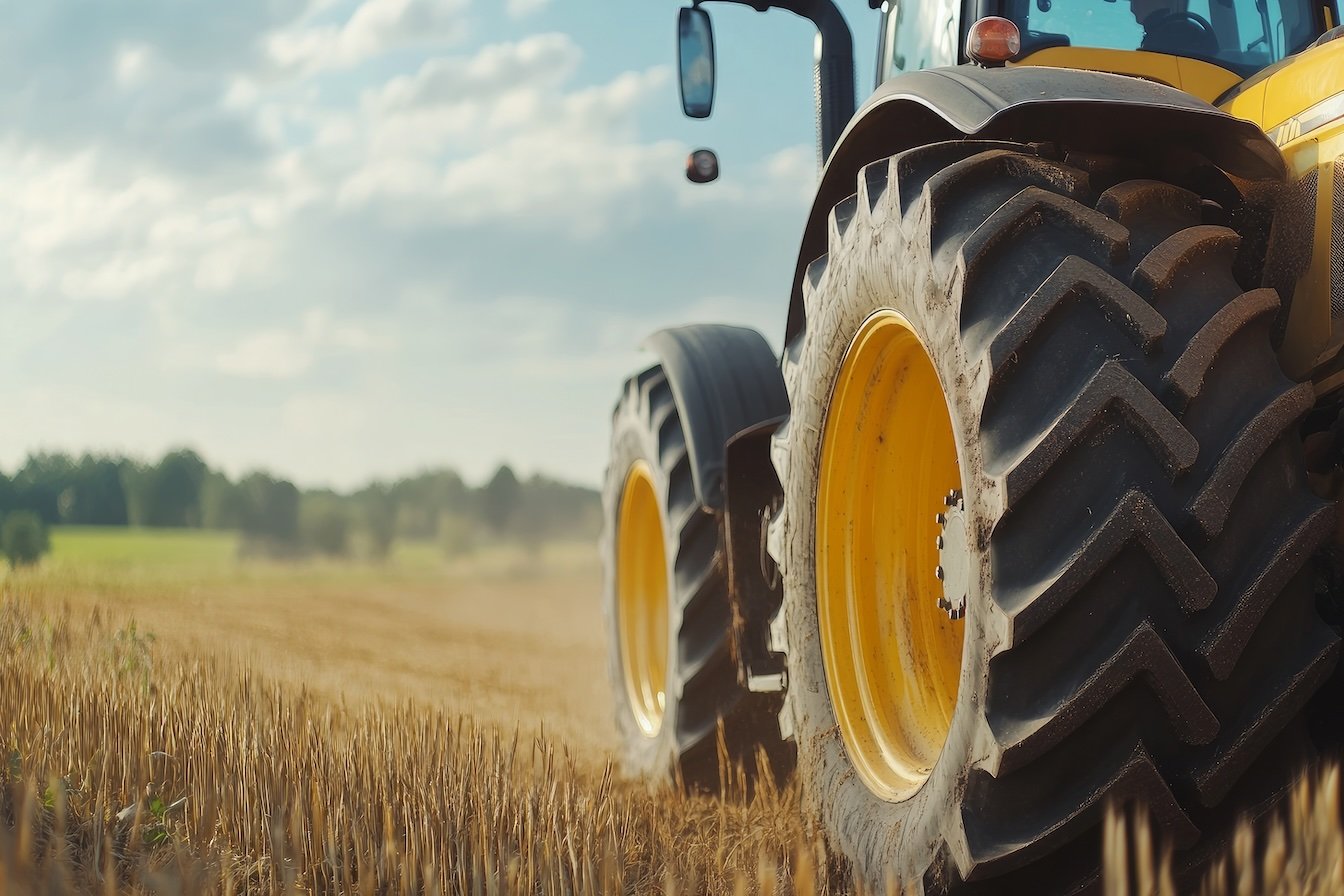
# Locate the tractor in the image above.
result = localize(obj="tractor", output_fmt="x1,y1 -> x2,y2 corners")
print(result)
601,0 -> 1344,890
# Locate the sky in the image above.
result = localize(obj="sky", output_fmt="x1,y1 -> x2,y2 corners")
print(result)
2,0 -> 880,491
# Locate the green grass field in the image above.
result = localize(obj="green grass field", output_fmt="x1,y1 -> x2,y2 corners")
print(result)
48,525 -> 238,571
34,525 -> 596,586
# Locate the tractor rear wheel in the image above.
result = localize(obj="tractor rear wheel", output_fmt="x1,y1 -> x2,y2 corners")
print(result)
603,364 -> 785,788
767,141 -> 1339,890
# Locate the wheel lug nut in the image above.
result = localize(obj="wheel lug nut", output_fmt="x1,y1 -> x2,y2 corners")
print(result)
935,565 -> 944,580
936,535 -> 944,549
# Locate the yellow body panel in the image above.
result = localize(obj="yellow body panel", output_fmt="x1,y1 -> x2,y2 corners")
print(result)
1012,37 -> 1344,379
1012,46 -> 1242,103
816,310 -> 965,802
1258,38 -> 1344,133
1218,75 -> 1267,125
1275,119 -> 1344,377
1217,38 -> 1344,376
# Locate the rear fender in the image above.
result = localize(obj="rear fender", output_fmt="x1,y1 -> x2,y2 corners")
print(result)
642,324 -> 789,511
784,64 -> 1287,345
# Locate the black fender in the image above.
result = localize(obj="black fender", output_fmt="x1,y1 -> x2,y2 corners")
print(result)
643,324 -> 789,511
783,63 -> 1288,345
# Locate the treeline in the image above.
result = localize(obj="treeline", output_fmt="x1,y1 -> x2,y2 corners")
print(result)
0,450 -> 601,559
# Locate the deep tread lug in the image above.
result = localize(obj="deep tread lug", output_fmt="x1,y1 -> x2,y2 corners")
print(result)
1201,502 -> 1335,679
1193,635 -> 1340,805
1130,225 -> 1241,300
992,622 -> 1218,776
989,255 -> 1166,385
1001,361 -> 1198,505
859,159 -> 890,215
967,745 -> 1198,878
828,193 -> 859,254
1186,382 -> 1315,540
960,188 -> 1129,305
891,140 -> 1033,215
1096,179 -> 1201,226
1004,489 -> 1215,646
923,152 -> 1090,239
1163,288 -> 1279,409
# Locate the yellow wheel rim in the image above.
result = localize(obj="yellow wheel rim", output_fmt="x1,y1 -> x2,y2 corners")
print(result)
817,311 -> 966,801
617,460 -> 669,737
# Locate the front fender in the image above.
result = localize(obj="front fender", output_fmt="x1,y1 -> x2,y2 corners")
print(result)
784,64 -> 1287,345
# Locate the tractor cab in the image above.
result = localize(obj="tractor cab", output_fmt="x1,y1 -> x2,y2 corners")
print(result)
872,0 -> 1344,374
878,0 -> 1334,102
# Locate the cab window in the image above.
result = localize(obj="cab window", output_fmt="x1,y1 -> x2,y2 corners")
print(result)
1005,0 -> 1322,75
880,0 -> 960,79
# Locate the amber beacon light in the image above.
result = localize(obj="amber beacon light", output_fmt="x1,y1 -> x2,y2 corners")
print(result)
967,16 -> 1021,66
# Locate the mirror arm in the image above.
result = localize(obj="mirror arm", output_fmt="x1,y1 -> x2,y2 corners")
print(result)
698,0 -> 856,164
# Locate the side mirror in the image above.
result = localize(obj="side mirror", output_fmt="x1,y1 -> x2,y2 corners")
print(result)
678,7 -> 715,119
685,148 -> 719,184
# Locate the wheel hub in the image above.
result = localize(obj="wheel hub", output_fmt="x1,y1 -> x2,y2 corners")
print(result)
936,490 -> 969,620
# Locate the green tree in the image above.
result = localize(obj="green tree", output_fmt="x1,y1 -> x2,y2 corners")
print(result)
62,455 -> 129,525
123,449 -> 207,527
300,494 -> 351,558
360,485 -> 397,561
391,469 -> 467,538
237,473 -> 300,557
481,465 -> 521,537
200,472 -> 247,529
14,452 -> 75,524
0,471 -> 17,519
152,449 -> 208,527
1,511 -> 49,567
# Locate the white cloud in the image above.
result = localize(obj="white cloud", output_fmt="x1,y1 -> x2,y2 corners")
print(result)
506,0 -> 550,20
267,0 -> 470,73
114,44 -> 153,87
216,328 -> 315,379
59,253 -> 174,302
763,144 -> 818,204
212,309 -> 384,379
281,391 -> 369,437
0,141 -> 314,304
370,33 -> 580,112
0,1 -> 816,488
334,61 -> 681,230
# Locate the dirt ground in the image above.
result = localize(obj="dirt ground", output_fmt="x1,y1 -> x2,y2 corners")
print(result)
19,532 -> 620,759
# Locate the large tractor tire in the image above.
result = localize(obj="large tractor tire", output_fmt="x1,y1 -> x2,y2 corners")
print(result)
602,360 -> 787,789
766,140 -> 1340,891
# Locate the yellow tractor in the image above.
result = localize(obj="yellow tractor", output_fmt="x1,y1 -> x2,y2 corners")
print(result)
601,0 -> 1344,889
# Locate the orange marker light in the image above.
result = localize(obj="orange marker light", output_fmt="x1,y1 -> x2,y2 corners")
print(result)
967,17 -> 1021,66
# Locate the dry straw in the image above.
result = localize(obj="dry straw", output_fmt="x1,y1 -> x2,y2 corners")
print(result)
1,599 -> 1340,894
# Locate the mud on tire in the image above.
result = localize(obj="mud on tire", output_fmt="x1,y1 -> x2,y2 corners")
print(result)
766,141 -> 1340,890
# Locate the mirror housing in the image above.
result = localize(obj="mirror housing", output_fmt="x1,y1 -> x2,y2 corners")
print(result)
686,149 -> 719,184
678,7 -> 715,119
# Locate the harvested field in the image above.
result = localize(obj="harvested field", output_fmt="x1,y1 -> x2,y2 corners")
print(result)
37,528 -> 615,755
1,528 -> 1341,893
0,597 -> 826,895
